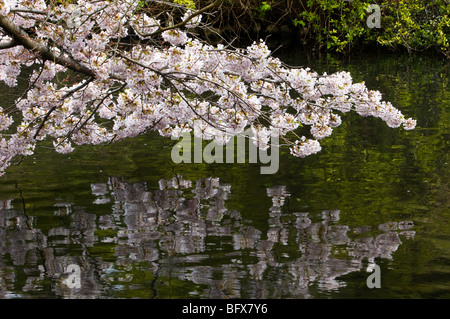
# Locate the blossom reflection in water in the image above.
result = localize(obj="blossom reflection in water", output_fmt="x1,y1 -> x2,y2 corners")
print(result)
0,176 -> 414,298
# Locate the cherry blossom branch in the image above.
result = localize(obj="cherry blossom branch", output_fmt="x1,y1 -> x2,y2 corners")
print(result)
0,0 -> 416,176
33,77 -> 95,139
0,13 -> 96,77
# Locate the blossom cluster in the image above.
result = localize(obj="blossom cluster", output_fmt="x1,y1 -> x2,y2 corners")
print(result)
0,0 -> 416,175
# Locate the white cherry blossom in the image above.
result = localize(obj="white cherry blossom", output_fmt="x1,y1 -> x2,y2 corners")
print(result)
0,0 -> 416,175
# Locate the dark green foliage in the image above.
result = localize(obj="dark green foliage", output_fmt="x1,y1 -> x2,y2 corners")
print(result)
195,0 -> 450,57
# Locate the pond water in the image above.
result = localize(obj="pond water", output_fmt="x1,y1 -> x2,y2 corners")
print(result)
0,49 -> 448,299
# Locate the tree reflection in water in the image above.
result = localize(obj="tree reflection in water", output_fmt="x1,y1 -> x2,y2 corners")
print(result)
0,176 -> 414,298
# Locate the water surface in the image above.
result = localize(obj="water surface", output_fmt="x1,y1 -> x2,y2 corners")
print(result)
0,50 -> 448,299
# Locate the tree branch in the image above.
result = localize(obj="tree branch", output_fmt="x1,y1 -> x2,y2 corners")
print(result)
0,13 -> 96,77
9,8 -> 47,15
0,39 -> 17,49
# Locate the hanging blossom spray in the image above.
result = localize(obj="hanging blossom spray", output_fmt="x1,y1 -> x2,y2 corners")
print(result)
0,0 -> 416,175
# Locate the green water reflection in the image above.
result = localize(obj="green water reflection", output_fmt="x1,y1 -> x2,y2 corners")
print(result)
0,50 -> 448,298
